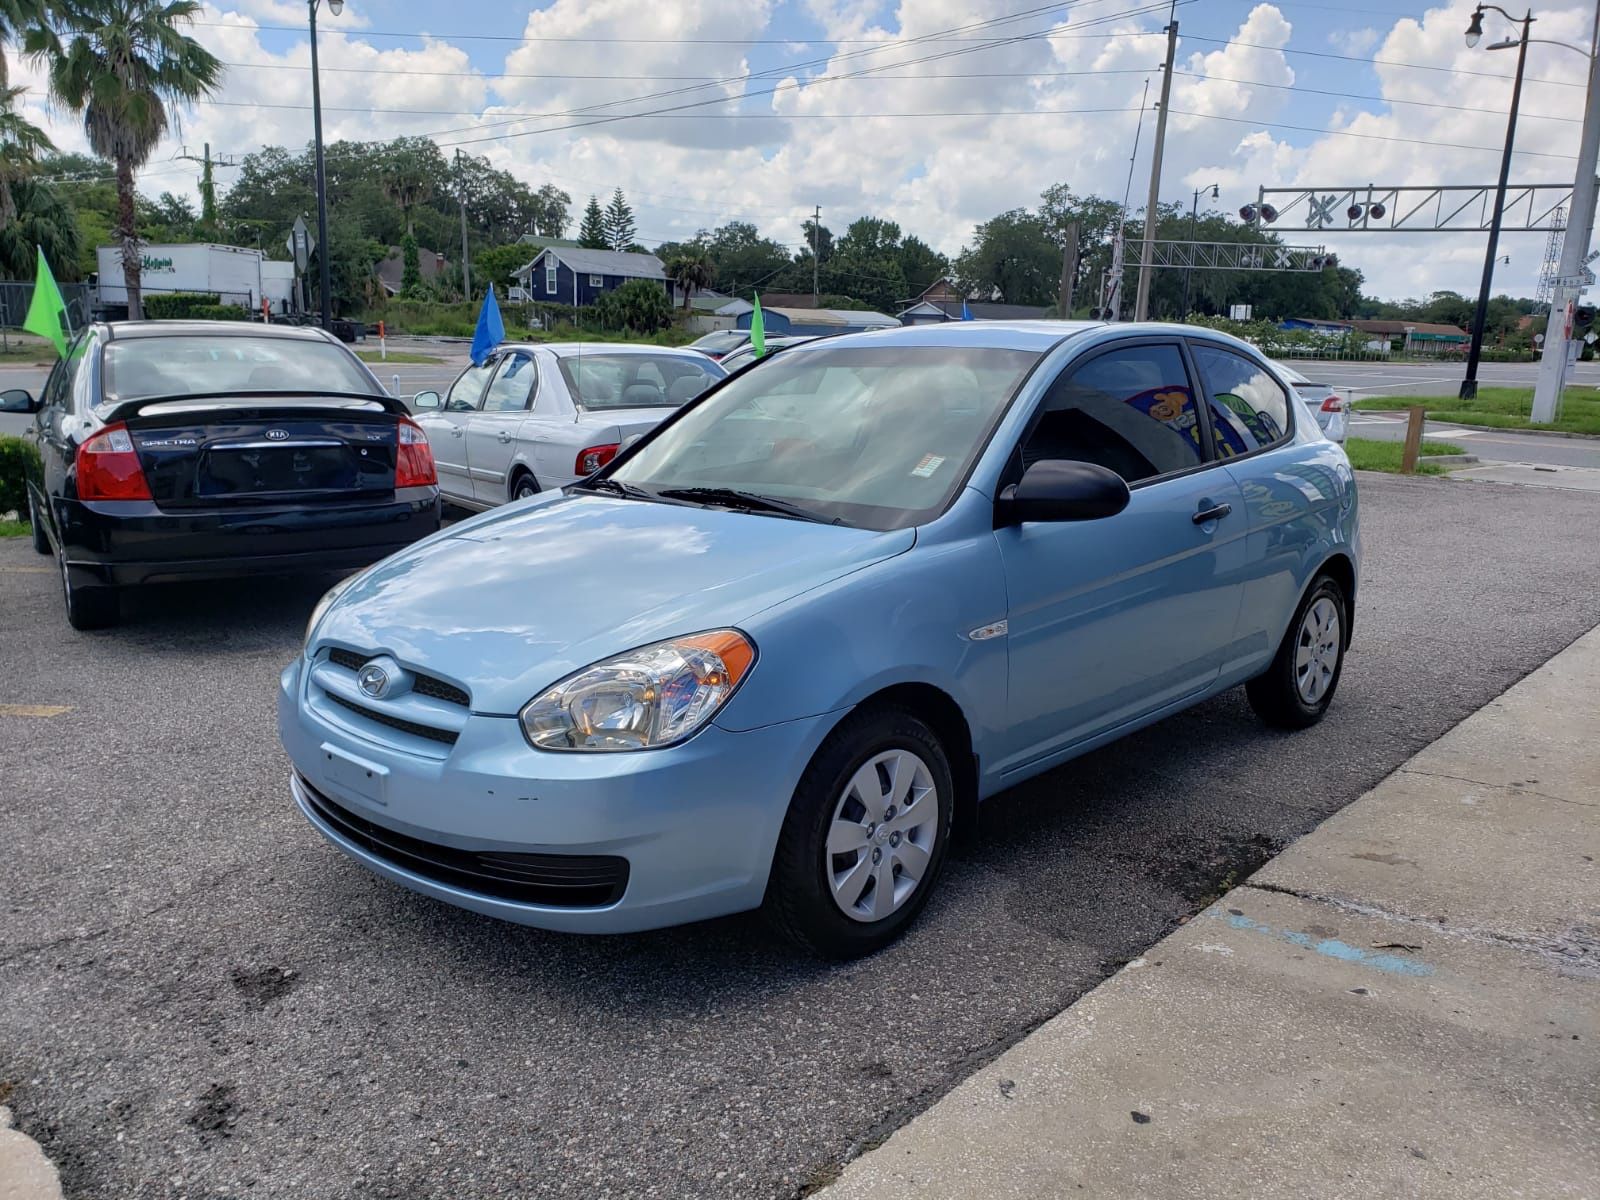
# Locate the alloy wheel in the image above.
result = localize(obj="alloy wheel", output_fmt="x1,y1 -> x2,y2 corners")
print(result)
1294,596 -> 1341,705
825,749 -> 940,923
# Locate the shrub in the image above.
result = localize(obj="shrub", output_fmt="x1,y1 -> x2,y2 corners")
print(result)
144,291 -> 222,319
189,304 -> 251,322
0,435 -> 42,518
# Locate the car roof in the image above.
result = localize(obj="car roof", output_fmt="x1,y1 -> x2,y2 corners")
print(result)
506,342 -> 715,360
101,320 -> 343,344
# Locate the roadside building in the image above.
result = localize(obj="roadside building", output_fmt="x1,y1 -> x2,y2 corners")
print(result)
513,247 -> 680,307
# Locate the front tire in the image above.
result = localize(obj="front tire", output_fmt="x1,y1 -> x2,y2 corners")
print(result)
27,494 -> 49,555
1246,573 -> 1348,729
765,706 -> 954,959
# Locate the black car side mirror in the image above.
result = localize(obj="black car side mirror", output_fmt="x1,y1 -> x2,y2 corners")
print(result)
411,390 -> 441,411
0,388 -> 40,415
996,460 -> 1131,525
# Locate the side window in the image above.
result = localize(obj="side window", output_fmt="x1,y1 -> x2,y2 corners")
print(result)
545,262 -> 558,294
1191,344 -> 1291,457
41,333 -> 89,416
482,353 -> 537,412
444,360 -> 496,412
1022,344 -> 1205,485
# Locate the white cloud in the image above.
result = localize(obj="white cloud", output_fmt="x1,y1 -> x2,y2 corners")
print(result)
1330,27 -> 1379,56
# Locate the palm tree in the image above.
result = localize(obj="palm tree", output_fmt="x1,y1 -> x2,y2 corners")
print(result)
2,0 -> 52,85
0,85 -> 54,230
666,250 -> 715,310
28,0 -> 221,319
0,174 -> 83,280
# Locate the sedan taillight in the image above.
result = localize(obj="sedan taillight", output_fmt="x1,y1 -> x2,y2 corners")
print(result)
396,417 -> 438,488
575,443 -> 619,475
76,423 -> 152,501
1320,393 -> 1344,413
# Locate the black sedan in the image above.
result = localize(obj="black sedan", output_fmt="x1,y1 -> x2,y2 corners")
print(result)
0,321 -> 441,629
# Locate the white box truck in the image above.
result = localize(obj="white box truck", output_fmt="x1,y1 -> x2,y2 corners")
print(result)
97,243 -> 267,314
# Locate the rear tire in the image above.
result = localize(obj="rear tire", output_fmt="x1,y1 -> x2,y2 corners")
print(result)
765,706 -> 954,959
27,494 -> 50,555
511,471 -> 540,502
60,555 -> 119,631
1246,573 -> 1347,729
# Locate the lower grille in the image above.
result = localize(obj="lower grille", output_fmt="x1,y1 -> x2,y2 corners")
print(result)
327,693 -> 458,745
299,776 -> 629,908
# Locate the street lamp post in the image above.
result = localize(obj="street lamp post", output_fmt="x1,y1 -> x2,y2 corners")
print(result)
1180,182 -> 1218,320
308,0 -> 342,331
1460,5 -> 1533,400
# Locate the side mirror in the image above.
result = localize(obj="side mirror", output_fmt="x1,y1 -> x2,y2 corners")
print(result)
411,390 -> 441,411
0,388 -> 40,415
997,460 -> 1130,525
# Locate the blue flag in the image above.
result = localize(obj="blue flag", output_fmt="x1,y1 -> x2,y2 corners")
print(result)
471,284 -> 505,366
960,299 -> 974,321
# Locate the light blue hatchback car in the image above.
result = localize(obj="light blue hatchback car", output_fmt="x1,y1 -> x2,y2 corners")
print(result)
280,321 -> 1359,957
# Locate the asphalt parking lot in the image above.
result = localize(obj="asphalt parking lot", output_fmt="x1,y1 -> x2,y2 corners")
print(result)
4,472 -> 1600,1199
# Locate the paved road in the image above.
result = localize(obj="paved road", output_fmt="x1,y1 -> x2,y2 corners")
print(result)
1346,411 -> 1600,468
1286,356 -> 1600,399
4,475 -> 1600,1198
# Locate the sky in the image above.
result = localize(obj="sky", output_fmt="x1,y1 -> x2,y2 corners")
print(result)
8,0 -> 1600,302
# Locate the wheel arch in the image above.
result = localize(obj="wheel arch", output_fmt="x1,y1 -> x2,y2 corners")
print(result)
507,463 -> 540,500
837,681 -> 979,843
1316,551 -> 1357,639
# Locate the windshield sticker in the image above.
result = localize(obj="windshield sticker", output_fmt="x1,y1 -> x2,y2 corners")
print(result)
911,454 -> 946,478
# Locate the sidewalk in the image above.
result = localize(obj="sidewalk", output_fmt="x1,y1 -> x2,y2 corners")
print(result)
818,627 -> 1600,1199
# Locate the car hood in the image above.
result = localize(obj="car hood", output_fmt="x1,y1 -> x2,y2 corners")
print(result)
315,491 -> 914,714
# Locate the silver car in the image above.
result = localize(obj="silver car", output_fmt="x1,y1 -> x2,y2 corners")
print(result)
1273,360 -> 1347,443
412,344 -> 725,507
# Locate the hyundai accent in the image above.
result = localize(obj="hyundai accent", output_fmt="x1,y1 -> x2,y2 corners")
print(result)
280,321 -> 1359,958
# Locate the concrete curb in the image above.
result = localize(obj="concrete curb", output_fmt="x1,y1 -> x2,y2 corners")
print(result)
0,1106 -> 62,1200
1424,453 -> 1480,466
1352,410 -> 1600,441
815,626 -> 1600,1199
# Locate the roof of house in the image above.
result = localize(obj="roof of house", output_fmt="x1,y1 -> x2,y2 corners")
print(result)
1351,319 -> 1468,337
514,234 -> 581,248
900,299 -> 1053,321
521,246 -> 666,280
375,246 -> 447,294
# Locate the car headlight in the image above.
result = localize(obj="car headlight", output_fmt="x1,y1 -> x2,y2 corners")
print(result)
520,630 -> 756,751
304,575 -> 356,652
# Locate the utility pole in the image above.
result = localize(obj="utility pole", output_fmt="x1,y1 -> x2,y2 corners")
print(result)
176,143 -> 235,233
1133,7 -> 1179,322
1059,221 -> 1080,317
1461,7 -> 1532,400
456,149 -> 472,301
811,204 -> 821,307
308,0 -> 333,330
1532,3 -> 1600,422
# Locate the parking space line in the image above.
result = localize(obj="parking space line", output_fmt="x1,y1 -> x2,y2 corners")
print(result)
0,704 -> 72,718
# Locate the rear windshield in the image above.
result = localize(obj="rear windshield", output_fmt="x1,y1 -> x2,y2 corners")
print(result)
102,335 -> 375,401
691,330 -> 748,352
557,353 -> 724,410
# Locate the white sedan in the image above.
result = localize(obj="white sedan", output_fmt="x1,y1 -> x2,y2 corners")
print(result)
1273,359 -> 1347,443
412,343 -> 726,508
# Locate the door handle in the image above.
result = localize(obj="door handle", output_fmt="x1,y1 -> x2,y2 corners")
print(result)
496,431 -> 514,443
1193,502 -> 1232,525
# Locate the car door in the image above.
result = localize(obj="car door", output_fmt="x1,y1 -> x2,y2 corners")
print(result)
34,331 -> 92,534
418,359 -> 496,502
993,339 -> 1251,774
468,350 -> 538,504
1190,340 -> 1348,670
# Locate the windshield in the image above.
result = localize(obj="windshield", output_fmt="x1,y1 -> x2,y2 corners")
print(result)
606,344 -> 1040,530
691,330 -> 748,352
558,353 -> 723,410
102,335 -> 375,401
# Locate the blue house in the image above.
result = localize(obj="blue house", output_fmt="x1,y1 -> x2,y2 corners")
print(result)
514,246 -> 675,307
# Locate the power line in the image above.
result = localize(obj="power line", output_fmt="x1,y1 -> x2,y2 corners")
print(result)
1168,109 -> 1581,160
1172,69 -> 1581,124
1184,33 -> 1587,89
205,98 -> 1144,120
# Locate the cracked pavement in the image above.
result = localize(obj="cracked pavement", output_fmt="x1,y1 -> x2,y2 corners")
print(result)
4,472 -> 1600,1199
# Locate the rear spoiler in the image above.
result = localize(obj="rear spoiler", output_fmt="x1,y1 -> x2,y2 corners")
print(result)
96,389 -> 410,425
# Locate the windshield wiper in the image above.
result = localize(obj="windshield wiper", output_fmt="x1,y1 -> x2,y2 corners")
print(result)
653,486 -> 841,524
573,477 -> 657,501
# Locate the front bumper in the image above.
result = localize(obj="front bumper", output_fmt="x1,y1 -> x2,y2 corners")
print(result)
57,489 -> 440,587
278,657 -> 834,933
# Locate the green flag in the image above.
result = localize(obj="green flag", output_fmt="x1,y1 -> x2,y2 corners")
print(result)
23,247 -> 70,358
749,293 -> 765,358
